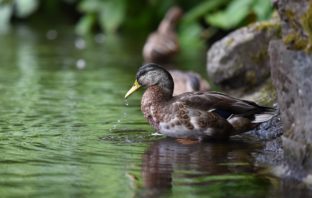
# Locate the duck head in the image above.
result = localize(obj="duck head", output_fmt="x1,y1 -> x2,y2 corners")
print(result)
158,6 -> 183,33
125,63 -> 174,98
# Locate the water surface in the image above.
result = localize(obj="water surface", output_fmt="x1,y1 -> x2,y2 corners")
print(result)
0,26 -> 311,198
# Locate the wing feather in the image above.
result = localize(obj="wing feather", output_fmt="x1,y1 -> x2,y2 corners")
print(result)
174,91 -> 275,118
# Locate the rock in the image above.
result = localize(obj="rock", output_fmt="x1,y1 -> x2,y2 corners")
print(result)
254,107 -> 283,141
242,104 -> 283,144
269,39 -> 312,179
206,20 -> 280,89
275,0 -> 312,51
228,78 -> 277,106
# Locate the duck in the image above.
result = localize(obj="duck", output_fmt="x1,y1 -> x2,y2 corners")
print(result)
169,69 -> 210,96
125,63 -> 275,141
143,6 -> 183,63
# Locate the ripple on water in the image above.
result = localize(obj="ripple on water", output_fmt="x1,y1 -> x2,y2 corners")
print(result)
0,27 -> 310,198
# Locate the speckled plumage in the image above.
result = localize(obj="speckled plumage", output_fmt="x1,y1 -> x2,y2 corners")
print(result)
126,64 -> 275,141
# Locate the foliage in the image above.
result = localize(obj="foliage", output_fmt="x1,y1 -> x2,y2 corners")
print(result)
0,0 -> 39,32
0,0 -> 273,36
76,0 -> 127,34
205,0 -> 273,29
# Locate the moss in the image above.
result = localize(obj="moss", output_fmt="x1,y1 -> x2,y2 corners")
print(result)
301,1 -> 312,52
281,2 -> 312,52
225,37 -> 235,47
242,79 -> 276,105
281,8 -> 309,50
245,71 -> 257,85
254,21 -> 280,32
251,49 -> 268,64
282,32 -> 308,50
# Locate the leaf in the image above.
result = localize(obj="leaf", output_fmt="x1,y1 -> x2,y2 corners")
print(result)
253,0 -> 273,20
78,0 -> 103,13
99,0 -> 126,33
206,0 -> 253,29
183,0 -> 230,24
179,22 -> 203,48
15,0 -> 39,18
75,14 -> 96,35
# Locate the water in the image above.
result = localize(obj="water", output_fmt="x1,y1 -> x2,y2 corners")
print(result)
0,25 -> 311,198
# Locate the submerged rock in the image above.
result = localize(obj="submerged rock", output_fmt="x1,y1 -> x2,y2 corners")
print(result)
207,20 -> 280,89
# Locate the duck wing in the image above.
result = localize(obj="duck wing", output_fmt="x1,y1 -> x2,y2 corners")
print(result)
175,91 -> 275,121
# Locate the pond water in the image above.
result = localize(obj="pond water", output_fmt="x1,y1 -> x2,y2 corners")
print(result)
0,26 -> 311,198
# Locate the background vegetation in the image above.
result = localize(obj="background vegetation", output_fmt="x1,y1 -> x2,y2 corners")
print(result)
0,0 -> 273,37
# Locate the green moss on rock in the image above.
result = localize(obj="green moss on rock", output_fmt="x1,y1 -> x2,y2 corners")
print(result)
301,2 -> 312,52
282,32 -> 308,50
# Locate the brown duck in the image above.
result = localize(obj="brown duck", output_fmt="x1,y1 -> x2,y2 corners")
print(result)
143,6 -> 183,63
125,64 -> 275,141
169,70 -> 210,96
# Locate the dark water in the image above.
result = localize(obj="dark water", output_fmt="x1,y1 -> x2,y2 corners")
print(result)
0,26 -> 311,198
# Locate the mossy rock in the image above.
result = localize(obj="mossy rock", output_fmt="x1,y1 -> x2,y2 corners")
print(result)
276,0 -> 312,52
206,20 -> 281,90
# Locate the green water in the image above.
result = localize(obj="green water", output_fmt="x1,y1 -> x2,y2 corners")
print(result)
0,26 -> 308,198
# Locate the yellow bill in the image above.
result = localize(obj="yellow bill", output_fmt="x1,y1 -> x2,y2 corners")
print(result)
125,80 -> 141,98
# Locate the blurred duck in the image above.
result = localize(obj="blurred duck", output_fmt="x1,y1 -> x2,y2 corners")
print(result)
143,6 -> 210,95
125,64 -> 276,141
169,70 -> 210,96
143,6 -> 183,63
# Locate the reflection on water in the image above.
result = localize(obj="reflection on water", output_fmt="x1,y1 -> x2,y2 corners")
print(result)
139,138 -> 270,198
0,25 -> 312,198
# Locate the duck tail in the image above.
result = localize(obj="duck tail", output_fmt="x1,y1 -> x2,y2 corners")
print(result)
252,107 -> 276,123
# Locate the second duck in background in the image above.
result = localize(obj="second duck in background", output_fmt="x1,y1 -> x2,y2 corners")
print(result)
143,6 -> 183,63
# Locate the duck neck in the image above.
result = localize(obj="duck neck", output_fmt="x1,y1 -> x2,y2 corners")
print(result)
158,20 -> 176,34
142,85 -> 173,104
141,85 -> 172,129
158,7 -> 181,34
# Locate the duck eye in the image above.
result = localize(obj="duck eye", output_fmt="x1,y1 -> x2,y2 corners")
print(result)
140,70 -> 147,76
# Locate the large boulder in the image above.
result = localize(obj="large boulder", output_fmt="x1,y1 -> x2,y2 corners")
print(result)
269,40 -> 312,179
207,20 -> 280,89
268,0 -> 312,181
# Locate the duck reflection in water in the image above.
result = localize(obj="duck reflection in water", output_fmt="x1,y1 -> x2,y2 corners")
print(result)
137,138 -> 267,197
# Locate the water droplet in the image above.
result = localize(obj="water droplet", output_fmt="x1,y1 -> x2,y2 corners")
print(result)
46,30 -> 58,40
124,99 -> 129,106
76,59 -> 86,69
75,38 -> 86,49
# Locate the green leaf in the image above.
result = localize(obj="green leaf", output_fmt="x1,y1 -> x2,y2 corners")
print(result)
78,0 -> 103,13
75,14 -> 96,35
179,22 -> 203,48
99,0 -> 126,33
183,0 -> 230,24
15,0 -> 39,18
253,0 -> 273,20
206,0 -> 253,29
